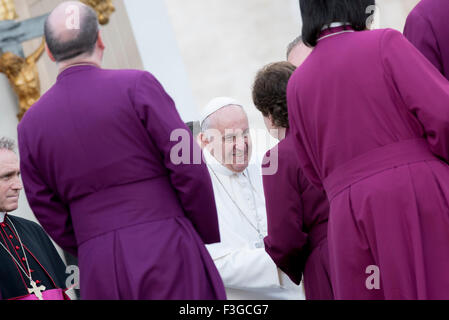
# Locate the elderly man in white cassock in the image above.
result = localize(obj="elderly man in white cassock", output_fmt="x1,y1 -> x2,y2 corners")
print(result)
197,97 -> 305,300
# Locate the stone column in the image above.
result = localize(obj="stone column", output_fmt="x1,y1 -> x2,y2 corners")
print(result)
123,0 -> 197,121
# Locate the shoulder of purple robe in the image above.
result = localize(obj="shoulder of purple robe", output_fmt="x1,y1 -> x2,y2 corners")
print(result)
132,71 -> 220,244
404,5 -> 443,74
286,75 -> 324,190
381,28 -> 449,161
17,121 -> 78,257
262,140 -> 308,285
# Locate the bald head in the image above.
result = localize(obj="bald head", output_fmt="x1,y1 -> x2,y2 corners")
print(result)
45,1 -> 99,62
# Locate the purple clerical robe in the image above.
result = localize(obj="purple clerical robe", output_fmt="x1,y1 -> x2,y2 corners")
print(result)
17,65 -> 226,300
404,0 -> 449,80
287,27 -> 449,299
262,136 -> 333,300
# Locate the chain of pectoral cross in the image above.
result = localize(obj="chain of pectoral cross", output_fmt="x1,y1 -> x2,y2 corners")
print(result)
208,166 -> 265,248
0,217 -> 46,300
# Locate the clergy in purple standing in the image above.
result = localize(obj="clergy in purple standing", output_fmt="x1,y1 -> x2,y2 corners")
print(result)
17,1 -> 226,300
404,0 -> 449,80
252,61 -> 332,300
288,0 -> 449,299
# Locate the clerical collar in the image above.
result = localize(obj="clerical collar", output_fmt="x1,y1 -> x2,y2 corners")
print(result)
59,62 -> 100,74
321,22 -> 351,31
203,148 -> 241,177
318,23 -> 355,42
0,212 -> 6,223
57,63 -> 100,81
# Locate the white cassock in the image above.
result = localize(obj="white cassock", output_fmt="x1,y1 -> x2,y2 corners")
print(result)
204,149 -> 305,300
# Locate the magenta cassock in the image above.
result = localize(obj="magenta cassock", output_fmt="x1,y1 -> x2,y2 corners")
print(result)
287,27 -> 449,299
17,65 -> 226,300
263,135 -> 333,300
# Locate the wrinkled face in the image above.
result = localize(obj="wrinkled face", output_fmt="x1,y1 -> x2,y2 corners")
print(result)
204,105 -> 252,173
0,150 -> 22,213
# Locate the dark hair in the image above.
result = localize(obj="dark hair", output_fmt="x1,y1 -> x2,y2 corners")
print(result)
185,121 -> 201,137
300,0 -> 375,47
45,5 -> 99,62
252,62 -> 296,129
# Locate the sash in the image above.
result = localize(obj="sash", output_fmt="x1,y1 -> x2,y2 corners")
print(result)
8,288 -> 71,301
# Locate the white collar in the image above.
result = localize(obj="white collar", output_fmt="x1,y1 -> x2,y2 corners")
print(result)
0,212 -> 5,223
321,22 -> 351,30
203,148 -> 244,177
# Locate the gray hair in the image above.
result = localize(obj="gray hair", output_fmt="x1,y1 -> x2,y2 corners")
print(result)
0,137 -> 15,152
286,35 -> 302,59
44,5 -> 99,62
201,116 -> 212,133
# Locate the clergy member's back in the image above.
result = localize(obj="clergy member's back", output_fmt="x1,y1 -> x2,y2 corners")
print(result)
18,65 -> 226,299
20,66 -> 190,243
288,28 -> 436,185
288,27 -> 449,299
22,66 -> 165,201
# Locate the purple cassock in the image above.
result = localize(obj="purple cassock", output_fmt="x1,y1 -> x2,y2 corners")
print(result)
17,65 -> 226,300
287,27 -> 449,299
262,136 -> 333,300
404,0 -> 449,80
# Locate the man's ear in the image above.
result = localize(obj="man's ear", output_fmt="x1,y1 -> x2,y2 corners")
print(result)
45,43 -> 56,62
269,114 -> 277,127
197,132 -> 209,150
97,31 -> 105,50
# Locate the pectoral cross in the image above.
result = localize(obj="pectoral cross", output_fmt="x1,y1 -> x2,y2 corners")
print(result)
28,280 -> 46,300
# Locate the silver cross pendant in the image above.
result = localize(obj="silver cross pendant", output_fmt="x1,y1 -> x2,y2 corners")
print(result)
28,280 -> 46,300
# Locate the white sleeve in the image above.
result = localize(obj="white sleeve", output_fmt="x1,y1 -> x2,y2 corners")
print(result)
206,243 -> 284,291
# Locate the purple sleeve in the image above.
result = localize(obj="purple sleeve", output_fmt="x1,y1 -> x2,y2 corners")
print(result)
17,129 -> 78,257
262,147 -> 308,285
404,9 -> 443,74
382,29 -> 449,161
132,71 -> 220,244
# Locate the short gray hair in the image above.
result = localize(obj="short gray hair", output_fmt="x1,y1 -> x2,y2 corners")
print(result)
201,116 -> 212,133
287,35 -> 302,59
0,137 -> 15,152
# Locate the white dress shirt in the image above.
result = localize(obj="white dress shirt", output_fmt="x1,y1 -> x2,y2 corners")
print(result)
0,212 -> 5,223
204,150 -> 305,300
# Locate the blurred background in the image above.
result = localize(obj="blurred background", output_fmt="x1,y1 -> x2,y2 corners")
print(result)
164,0 -> 420,126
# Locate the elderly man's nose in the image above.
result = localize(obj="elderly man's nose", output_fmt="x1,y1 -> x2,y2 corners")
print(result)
235,137 -> 245,150
12,176 -> 23,190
